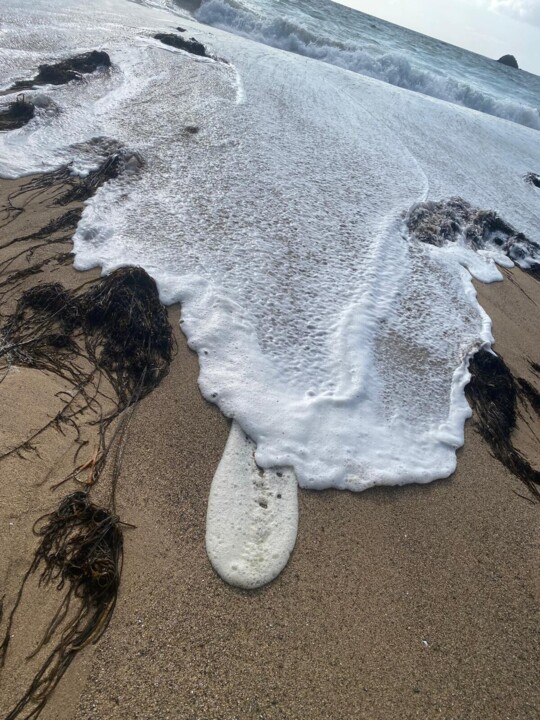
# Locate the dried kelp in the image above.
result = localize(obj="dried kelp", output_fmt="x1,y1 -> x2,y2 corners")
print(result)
466,349 -> 540,499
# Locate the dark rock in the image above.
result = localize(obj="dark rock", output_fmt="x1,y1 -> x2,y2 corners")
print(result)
525,172 -> 540,188
0,94 -> 35,130
154,32 -> 208,57
497,54 -> 519,69
13,50 -> 111,89
176,26 -> 186,33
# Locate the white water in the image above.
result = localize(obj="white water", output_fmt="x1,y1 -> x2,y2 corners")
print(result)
192,0 -> 540,131
1,0 -> 540,583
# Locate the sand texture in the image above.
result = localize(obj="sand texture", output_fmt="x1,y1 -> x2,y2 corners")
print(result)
0,174 -> 538,720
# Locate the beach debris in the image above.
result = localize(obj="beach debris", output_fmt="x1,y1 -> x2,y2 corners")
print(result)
0,492 -> 124,720
1,266 -> 174,428
154,32 -> 208,57
0,178 -> 175,719
12,50 -> 111,90
54,151 -> 144,206
465,349 -> 540,499
406,196 -> 540,275
0,268 -> 174,718
0,94 -> 35,131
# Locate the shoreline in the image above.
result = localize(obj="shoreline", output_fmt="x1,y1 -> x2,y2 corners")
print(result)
0,172 -> 538,719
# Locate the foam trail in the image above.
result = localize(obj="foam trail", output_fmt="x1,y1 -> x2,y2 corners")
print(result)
206,421 -> 298,589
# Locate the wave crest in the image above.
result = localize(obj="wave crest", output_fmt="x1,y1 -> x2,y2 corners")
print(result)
194,0 -> 540,130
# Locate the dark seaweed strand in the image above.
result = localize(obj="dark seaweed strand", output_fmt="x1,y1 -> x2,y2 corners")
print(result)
0,161 -> 174,718
517,378 -> 540,417
0,268 -> 175,719
466,350 -> 540,500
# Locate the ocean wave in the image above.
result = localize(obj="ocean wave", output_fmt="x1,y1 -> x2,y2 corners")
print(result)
193,0 -> 540,130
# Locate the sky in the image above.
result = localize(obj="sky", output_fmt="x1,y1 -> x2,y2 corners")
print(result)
336,0 -> 540,74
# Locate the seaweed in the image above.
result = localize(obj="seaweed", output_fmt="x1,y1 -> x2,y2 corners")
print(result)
81,267 -> 174,412
517,377 -> 540,416
0,95 -> 35,131
0,265 -> 175,718
406,197 -> 540,270
0,492 -> 124,720
466,350 -> 540,499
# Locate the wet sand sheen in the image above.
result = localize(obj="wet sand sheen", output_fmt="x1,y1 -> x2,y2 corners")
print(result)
0,174 -> 538,720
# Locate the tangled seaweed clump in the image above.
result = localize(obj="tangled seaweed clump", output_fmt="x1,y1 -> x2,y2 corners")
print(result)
406,197 -> 540,270
0,95 -> 35,131
466,350 -> 540,499
0,264 -> 175,718
82,267 -> 174,410
1,266 -> 174,417
0,492 -> 124,720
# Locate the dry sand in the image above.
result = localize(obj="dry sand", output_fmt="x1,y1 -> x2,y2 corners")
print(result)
0,174 -> 538,720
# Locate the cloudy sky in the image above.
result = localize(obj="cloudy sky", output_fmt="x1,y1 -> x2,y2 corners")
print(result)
338,0 -> 540,74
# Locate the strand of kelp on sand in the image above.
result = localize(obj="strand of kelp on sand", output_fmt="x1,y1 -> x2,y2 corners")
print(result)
0,157 -> 175,719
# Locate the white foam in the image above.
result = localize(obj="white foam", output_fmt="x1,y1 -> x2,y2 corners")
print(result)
1,0 -> 539,496
194,0 -> 540,130
206,421 -> 298,589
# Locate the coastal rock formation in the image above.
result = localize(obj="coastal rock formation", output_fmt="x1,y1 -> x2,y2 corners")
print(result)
13,50 -> 111,89
497,54 -> 519,69
526,172 -> 540,188
154,32 -> 208,57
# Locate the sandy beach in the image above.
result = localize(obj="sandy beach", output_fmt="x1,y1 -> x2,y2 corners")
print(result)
0,170 -> 538,720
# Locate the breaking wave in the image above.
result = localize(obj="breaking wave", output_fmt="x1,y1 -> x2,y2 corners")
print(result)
193,0 -> 540,130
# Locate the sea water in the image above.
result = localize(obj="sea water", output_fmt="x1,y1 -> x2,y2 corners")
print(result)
0,0 -> 539,494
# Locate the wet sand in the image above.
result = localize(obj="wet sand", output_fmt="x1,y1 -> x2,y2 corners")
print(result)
0,174 -> 538,720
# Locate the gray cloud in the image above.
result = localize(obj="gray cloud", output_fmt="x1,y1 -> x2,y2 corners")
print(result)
485,0 -> 540,26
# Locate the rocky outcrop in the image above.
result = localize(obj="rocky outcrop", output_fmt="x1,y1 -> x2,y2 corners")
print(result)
154,32 -> 208,57
13,51 -> 111,89
497,54 -> 519,69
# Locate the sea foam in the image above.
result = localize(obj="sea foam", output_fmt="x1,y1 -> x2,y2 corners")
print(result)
193,0 -> 540,130
0,0 -> 539,497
